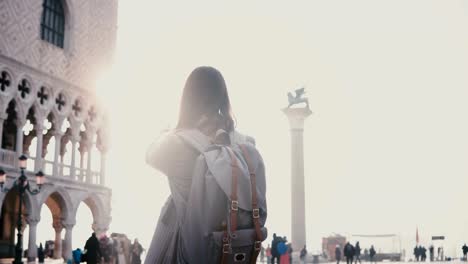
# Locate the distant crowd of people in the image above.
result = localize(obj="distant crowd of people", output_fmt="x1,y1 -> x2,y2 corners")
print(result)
30,232 -> 143,264
335,242 -> 376,264
413,243 -> 468,262
413,245 -> 444,262
74,232 -> 144,264
261,233 -> 295,264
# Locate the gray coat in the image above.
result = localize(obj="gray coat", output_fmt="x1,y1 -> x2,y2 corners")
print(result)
144,130 -> 255,264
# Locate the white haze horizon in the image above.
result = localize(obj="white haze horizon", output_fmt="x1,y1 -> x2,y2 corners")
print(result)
33,0 -> 468,259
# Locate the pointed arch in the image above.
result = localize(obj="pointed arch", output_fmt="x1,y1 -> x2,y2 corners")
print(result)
74,193 -> 106,225
38,186 -> 73,222
0,187 -> 38,258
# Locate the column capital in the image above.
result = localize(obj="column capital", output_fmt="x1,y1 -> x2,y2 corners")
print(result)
92,220 -> 110,233
53,130 -> 64,138
52,219 -> 63,231
86,140 -> 94,149
35,123 -> 44,132
62,220 -> 76,230
15,116 -> 27,127
84,128 -> 97,142
282,107 -> 312,130
26,217 -> 41,226
97,143 -> 109,154
71,135 -> 81,143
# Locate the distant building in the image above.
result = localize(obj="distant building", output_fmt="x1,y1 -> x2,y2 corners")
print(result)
0,0 -> 117,262
322,234 -> 347,261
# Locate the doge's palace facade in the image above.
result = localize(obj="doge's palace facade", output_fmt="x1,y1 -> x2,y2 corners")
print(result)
0,0 -> 117,262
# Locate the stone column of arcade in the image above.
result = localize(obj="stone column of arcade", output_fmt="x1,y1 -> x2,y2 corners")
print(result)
53,131 -> 63,177
52,219 -> 63,259
282,102 -> 312,251
97,138 -> 108,186
85,128 -> 96,184
15,118 -> 26,156
27,218 -> 40,263
34,123 -> 44,172
62,222 -> 74,263
69,133 -> 80,180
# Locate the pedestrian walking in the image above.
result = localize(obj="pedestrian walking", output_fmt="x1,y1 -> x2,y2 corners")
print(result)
72,248 -> 82,264
280,243 -> 291,264
131,238 -> 143,264
145,66 -> 267,264
369,245 -> 376,264
38,243 -> 45,264
260,245 -> 265,263
354,242 -> 361,264
462,244 -> 468,261
344,242 -> 355,264
287,242 -> 293,264
99,235 -> 112,264
336,245 -> 342,264
429,245 -> 434,262
271,234 -> 281,264
84,232 -> 102,264
421,246 -> 427,262
414,245 -> 420,261
115,239 -> 126,264
266,244 -> 272,264
300,245 -> 308,264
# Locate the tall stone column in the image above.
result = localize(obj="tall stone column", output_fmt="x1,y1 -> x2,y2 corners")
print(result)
100,152 -> 106,185
79,151 -> 85,181
53,220 -> 63,259
53,131 -> 63,177
27,218 -> 39,263
283,106 -> 312,250
70,135 -> 79,179
97,129 -> 108,186
34,123 -> 44,171
86,142 -> 93,183
62,222 -> 74,263
15,118 -> 26,156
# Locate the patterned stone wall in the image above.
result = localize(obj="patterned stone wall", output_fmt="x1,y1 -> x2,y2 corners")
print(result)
0,0 -> 118,91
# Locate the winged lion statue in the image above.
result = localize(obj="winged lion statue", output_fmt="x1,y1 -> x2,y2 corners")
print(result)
287,87 -> 309,109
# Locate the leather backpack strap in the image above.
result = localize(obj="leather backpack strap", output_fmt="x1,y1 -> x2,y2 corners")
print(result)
221,228 -> 229,264
220,147 -> 240,263
226,147 -> 240,234
239,144 -> 263,264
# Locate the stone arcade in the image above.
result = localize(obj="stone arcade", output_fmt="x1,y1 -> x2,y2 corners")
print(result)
0,0 -> 117,262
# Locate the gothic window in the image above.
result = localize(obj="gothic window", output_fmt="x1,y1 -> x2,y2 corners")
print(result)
88,106 -> 97,122
40,0 -> 65,48
18,79 -> 31,99
0,71 -> 11,92
55,93 -> 66,112
37,87 -> 49,105
72,99 -> 82,117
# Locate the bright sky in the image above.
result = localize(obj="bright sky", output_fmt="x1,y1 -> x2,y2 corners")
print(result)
89,0 -> 468,258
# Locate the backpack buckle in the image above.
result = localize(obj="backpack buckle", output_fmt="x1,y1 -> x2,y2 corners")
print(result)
252,208 -> 260,218
231,200 -> 239,211
254,241 -> 262,251
223,243 -> 231,254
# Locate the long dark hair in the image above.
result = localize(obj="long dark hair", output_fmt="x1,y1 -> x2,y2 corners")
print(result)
176,66 -> 235,132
